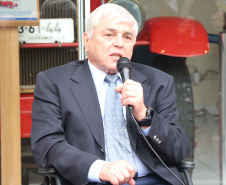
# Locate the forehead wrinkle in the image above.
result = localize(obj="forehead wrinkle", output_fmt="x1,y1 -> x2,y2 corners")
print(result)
104,28 -> 133,36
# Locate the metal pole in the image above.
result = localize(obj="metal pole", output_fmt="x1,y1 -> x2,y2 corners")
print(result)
85,0 -> 90,31
78,0 -> 84,60
221,32 -> 226,185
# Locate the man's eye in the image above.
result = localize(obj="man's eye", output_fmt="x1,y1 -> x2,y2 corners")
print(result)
125,36 -> 132,40
105,34 -> 113,37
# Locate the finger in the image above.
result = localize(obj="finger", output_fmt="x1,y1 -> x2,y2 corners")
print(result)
121,90 -> 138,99
120,85 -> 140,100
127,178 -> 136,185
106,176 -> 116,185
109,174 -> 121,185
114,85 -> 122,93
120,84 -> 143,106
100,163 -> 119,183
125,162 -> 136,176
122,87 -> 137,97
113,170 -> 127,184
104,169 -> 122,185
124,79 -> 136,85
112,161 -> 135,184
118,167 -> 132,184
121,97 -> 136,107
110,170 -> 130,185
100,161 -> 131,185
121,94 -> 144,107
123,81 -> 138,90
121,82 -> 142,96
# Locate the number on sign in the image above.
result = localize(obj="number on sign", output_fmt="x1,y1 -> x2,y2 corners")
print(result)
54,22 -> 61,33
29,27 -> 35,33
18,26 -> 24,34
46,23 -> 53,33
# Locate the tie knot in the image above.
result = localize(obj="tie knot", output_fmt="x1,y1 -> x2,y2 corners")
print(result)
105,74 -> 118,84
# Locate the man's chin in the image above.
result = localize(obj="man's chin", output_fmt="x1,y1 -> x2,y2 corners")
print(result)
105,68 -> 118,74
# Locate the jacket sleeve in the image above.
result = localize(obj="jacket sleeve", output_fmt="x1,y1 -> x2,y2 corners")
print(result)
146,75 -> 190,165
31,72 -> 99,185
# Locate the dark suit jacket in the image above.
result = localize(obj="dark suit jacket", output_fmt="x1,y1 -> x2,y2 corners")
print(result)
31,59 -> 190,185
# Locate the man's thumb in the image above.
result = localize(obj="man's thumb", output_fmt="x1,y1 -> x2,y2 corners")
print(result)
114,86 -> 122,93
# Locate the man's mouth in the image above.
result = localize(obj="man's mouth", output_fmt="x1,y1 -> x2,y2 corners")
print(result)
111,54 -> 122,60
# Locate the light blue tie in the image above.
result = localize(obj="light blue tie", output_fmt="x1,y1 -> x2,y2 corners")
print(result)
104,74 -> 136,168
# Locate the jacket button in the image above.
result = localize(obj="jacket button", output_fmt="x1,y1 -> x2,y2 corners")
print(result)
156,138 -> 159,142
158,141 -> 162,144
153,135 -> 157,140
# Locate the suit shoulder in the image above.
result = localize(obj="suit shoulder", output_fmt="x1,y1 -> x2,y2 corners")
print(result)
132,62 -> 171,80
38,60 -> 85,80
44,60 -> 84,74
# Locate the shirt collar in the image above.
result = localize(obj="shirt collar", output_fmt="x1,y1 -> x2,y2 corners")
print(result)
88,60 -> 122,85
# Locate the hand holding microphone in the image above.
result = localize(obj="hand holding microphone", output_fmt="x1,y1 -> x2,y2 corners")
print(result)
115,57 -> 147,121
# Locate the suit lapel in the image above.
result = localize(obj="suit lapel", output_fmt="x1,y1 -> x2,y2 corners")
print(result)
70,60 -> 105,149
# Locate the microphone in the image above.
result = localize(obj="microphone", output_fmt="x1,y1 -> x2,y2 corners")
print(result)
117,57 -> 134,114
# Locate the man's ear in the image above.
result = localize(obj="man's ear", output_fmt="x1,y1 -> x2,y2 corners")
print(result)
83,32 -> 90,52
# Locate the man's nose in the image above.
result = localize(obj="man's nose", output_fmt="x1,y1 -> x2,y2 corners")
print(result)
113,35 -> 124,47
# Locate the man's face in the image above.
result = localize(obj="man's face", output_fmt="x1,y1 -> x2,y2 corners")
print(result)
83,16 -> 135,74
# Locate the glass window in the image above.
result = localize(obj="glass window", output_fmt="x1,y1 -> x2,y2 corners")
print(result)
138,0 -> 221,184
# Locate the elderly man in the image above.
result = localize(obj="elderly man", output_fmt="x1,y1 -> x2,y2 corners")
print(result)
31,3 -> 190,185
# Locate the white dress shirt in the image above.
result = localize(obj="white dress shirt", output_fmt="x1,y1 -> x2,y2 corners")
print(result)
87,61 -> 152,182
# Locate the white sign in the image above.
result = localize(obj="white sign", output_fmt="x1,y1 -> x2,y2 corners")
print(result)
18,18 -> 75,43
0,0 -> 38,20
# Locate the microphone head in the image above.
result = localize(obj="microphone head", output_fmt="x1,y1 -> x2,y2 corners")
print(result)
117,57 -> 132,73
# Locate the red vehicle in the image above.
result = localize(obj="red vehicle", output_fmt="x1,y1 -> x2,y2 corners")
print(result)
19,0 -> 209,184
0,0 -> 18,8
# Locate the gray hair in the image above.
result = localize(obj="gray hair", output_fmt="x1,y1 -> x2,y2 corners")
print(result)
85,3 -> 138,40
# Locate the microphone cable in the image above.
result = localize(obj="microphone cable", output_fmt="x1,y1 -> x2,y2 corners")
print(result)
129,110 -> 186,185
